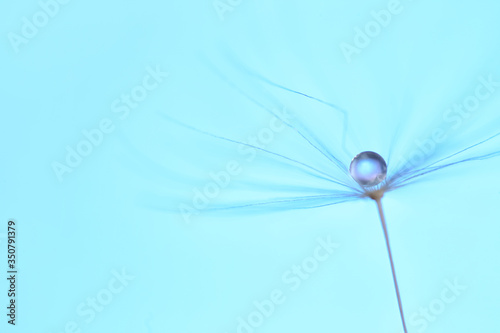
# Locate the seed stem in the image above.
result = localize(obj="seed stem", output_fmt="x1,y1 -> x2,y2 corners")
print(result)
375,197 -> 408,333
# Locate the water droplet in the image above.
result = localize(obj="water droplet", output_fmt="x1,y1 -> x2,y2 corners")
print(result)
350,151 -> 387,187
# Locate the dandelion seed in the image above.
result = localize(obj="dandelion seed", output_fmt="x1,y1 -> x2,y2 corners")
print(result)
155,75 -> 500,331
145,56 -> 500,332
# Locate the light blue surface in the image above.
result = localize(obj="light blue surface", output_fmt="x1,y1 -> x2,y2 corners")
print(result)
1,0 -> 500,332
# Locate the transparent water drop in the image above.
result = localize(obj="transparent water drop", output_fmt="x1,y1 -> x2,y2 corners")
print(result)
349,151 -> 387,187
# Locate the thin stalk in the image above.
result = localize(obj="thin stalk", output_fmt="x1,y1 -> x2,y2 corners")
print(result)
375,197 -> 408,333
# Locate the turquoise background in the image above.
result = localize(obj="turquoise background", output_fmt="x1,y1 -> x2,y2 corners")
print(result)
1,0 -> 500,332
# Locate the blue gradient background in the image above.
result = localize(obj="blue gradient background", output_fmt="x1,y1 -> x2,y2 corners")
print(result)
1,0 -> 500,332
